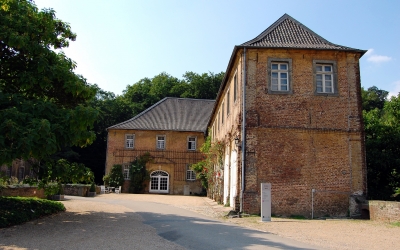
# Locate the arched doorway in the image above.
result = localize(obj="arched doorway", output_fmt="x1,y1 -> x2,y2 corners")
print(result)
149,170 -> 169,193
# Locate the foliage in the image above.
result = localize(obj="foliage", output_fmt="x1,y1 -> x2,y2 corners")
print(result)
102,174 -> 110,186
0,196 -> 65,228
89,182 -> 96,192
27,159 -> 94,195
109,165 -> 124,187
0,0 -> 98,164
128,153 -> 152,193
191,134 -> 225,190
361,86 -> 389,112
363,89 -> 400,200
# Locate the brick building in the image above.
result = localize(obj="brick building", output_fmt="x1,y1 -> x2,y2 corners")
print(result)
209,14 -> 367,217
1,159 -> 34,181
105,97 -> 214,195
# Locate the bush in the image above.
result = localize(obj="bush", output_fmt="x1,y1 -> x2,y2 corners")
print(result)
0,196 -> 65,228
109,165 -> 124,187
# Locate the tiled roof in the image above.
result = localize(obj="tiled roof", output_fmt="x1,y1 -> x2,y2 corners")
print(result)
241,14 -> 364,51
108,97 -> 215,132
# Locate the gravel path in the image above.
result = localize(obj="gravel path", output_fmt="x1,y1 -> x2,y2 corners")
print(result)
1,194 -> 399,250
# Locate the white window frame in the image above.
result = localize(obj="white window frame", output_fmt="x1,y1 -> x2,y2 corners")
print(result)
125,134 -> 135,149
123,163 -> 130,180
186,164 -> 196,181
187,136 -> 197,151
267,58 -> 292,94
313,60 -> 338,96
156,135 -> 166,150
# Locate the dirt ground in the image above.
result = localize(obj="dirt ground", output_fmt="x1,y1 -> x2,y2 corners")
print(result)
71,194 -> 400,250
2,194 -> 398,250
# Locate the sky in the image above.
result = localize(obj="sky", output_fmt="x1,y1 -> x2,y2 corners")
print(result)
33,0 -> 400,97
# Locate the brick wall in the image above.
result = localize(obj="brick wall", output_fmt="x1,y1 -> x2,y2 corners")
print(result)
106,129 -> 205,195
211,48 -> 366,217
0,186 -> 45,199
366,200 -> 400,222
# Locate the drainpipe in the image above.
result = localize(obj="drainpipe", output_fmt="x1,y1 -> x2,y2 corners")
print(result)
240,48 -> 247,213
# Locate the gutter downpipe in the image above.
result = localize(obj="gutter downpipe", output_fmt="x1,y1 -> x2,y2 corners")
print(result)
240,47 -> 247,213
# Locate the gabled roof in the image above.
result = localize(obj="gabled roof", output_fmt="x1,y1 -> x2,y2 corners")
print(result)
108,97 -> 215,133
241,13 -> 365,52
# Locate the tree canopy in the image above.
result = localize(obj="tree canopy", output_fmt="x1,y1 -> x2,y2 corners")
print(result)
0,0 -> 98,164
362,86 -> 400,200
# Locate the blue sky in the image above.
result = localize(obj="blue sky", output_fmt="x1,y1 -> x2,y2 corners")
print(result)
33,0 -> 400,97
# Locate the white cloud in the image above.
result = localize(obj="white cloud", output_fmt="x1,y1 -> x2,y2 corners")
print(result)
365,48 -> 392,63
388,80 -> 400,98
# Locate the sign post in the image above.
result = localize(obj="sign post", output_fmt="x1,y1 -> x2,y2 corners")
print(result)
261,183 -> 271,222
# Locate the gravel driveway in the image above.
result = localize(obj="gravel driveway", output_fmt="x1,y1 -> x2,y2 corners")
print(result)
1,194 -> 399,250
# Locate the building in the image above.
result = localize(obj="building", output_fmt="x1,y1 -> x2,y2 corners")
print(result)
105,97 -> 215,195
209,14 -> 367,217
1,159 -> 34,182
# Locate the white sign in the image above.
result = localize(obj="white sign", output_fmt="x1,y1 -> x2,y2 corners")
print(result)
261,183 -> 271,222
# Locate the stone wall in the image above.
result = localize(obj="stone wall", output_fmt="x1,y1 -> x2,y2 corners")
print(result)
63,184 -> 91,197
365,200 -> 400,222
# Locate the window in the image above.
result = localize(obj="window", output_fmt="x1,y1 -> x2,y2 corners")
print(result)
18,167 -> 24,181
186,164 -> 196,181
123,164 -> 130,180
6,166 -> 11,178
221,102 -> 224,124
313,60 -> 338,95
233,73 -> 238,102
227,90 -> 230,115
188,137 -> 196,150
156,135 -> 165,149
125,134 -> 135,149
267,58 -> 292,94
217,112 -> 220,131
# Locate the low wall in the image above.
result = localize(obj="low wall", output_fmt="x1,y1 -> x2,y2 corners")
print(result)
63,184 -> 91,197
364,200 -> 400,222
0,186 -> 45,199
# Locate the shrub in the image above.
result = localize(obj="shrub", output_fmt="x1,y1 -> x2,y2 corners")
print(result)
109,165 -> 124,187
0,197 -> 65,228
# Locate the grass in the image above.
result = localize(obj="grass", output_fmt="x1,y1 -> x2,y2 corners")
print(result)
390,221 -> 400,227
0,196 -> 65,228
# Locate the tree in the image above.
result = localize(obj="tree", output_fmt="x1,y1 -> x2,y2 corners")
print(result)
361,86 -> 389,112
181,71 -> 225,99
364,93 -> 400,200
0,0 -> 98,164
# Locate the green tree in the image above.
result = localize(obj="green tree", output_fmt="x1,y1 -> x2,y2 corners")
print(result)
71,87 -> 132,183
364,93 -> 400,200
181,71 -> 225,99
361,86 -> 389,112
0,0 -> 98,164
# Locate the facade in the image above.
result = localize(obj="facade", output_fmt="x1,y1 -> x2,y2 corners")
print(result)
1,159 -> 34,181
105,97 -> 215,195
209,14 -> 367,217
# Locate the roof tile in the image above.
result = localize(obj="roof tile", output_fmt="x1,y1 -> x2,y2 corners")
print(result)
108,97 -> 215,132
241,14 -> 363,52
